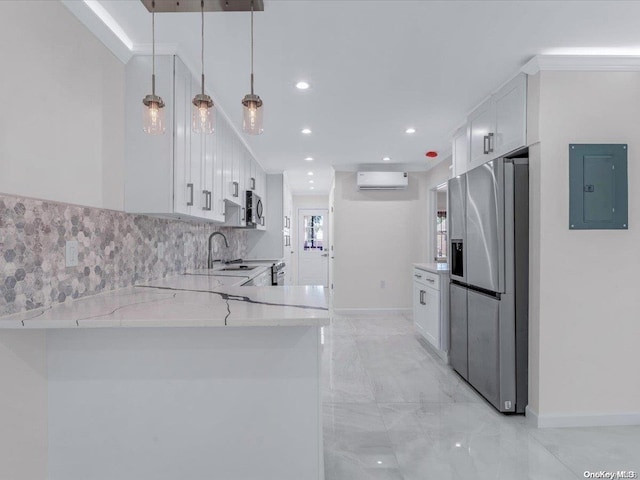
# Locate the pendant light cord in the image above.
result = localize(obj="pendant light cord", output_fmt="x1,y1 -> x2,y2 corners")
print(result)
201,0 -> 205,96
250,0 -> 254,95
152,0 -> 156,95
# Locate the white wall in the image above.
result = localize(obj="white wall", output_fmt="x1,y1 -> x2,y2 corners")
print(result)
530,71 -> 640,423
0,1 -> 124,210
292,195 -> 329,285
332,171 -> 431,310
0,331 -> 48,480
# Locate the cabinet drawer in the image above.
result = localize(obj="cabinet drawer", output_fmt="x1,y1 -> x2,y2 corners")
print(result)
413,268 -> 440,290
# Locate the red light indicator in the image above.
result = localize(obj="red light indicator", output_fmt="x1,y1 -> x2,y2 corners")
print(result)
425,151 -> 438,158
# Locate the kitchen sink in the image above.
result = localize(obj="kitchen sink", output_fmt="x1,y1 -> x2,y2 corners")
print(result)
219,266 -> 259,272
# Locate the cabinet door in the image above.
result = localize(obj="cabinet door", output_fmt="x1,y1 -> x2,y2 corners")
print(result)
452,126 -> 468,177
449,283 -> 468,380
468,99 -> 495,170
220,120 -> 236,203
256,165 -> 266,199
189,74 -> 205,217
232,136 -> 241,202
203,127 -> 224,222
249,158 -> 257,192
173,57 -> 198,216
213,116 -> 226,218
413,282 -> 426,334
421,287 -> 440,349
494,74 -> 527,158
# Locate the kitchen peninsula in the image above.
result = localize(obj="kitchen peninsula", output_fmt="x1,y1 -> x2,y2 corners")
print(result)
0,272 -> 329,480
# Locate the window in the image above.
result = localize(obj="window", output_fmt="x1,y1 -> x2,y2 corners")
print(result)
303,215 -> 324,250
436,210 -> 447,261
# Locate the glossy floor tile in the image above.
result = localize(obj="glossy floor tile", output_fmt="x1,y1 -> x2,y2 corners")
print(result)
322,313 -> 640,480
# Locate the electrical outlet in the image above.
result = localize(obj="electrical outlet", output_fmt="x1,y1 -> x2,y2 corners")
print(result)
380,280 -> 386,289
65,241 -> 79,267
157,242 -> 165,259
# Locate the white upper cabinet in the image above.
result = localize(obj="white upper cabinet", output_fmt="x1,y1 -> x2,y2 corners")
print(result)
125,54 -> 265,226
125,55 -> 208,221
493,74 -> 527,158
245,173 -> 290,260
451,126 -> 469,178
454,73 -> 527,176
468,99 -> 496,170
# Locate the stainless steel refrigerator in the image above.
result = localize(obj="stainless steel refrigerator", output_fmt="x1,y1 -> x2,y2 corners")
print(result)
448,156 -> 528,413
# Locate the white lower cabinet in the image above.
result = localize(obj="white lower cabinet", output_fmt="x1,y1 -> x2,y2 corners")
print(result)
413,267 -> 449,359
412,267 -> 441,351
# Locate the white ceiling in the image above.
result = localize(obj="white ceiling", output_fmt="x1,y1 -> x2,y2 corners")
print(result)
81,0 -> 640,194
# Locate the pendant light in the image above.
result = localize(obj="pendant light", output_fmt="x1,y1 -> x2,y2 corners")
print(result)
142,1 -> 165,135
192,0 -> 215,134
241,0 -> 263,135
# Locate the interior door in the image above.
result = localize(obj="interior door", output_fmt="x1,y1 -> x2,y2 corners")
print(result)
466,159 -> 504,292
297,209 -> 329,286
449,283 -> 468,380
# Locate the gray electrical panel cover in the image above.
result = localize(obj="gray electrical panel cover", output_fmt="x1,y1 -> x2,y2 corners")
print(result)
569,144 -> 628,230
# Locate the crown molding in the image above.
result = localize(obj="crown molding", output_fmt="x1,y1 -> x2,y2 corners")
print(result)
522,55 -> 640,75
62,0 -> 133,63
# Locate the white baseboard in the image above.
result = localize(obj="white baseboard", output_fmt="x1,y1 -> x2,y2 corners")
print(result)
526,405 -> 640,428
332,308 -> 412,316
416,335 -> 449,363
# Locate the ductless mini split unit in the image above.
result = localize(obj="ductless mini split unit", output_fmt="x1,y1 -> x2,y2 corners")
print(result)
356,171 -> 408,190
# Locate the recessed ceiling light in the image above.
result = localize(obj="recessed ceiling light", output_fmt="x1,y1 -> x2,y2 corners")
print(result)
305,157 -> 314,161
307,171 -> 314,176
382,156 -> 391,161
310,186 -> 315,190
296,81 -> 310,90
377,461 -> 383,465
405,127 -> 416,134
309,180 -> 314,184
301,128 -> 312,134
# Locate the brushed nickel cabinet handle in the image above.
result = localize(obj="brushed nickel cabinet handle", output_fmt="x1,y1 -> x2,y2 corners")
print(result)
187,183 -> 194,206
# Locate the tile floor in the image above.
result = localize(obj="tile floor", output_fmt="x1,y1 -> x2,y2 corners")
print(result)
321,313 -> 640,479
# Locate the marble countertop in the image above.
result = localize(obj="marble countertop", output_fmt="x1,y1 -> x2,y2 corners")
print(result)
414,263 -> 449,274
0,270 -> 329,329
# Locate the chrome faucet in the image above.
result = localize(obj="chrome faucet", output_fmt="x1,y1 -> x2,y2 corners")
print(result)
207,231 -> 229,268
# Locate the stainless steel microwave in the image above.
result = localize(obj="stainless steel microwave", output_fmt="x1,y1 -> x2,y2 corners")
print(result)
245,191 -> 263,227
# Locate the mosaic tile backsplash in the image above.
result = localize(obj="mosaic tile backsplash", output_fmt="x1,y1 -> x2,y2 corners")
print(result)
0,193 -> 247,317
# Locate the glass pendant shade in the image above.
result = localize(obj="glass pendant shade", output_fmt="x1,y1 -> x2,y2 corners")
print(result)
142,94 -> 166,134
242,94 -> 263,135
192,93 -> 215,134
192,1 -> 214,135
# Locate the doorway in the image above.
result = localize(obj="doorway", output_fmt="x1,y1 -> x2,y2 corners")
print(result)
297,209 -> 329,286
433,183 -> 448,263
